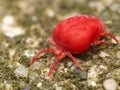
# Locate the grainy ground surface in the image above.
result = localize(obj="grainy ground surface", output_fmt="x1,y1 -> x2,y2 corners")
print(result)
0,0 -> 120,90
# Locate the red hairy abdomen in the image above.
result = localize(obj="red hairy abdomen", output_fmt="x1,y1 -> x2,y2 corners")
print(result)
53,15 -> 105,54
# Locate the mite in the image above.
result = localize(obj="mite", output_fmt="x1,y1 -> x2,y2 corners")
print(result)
30,15 -> 118,77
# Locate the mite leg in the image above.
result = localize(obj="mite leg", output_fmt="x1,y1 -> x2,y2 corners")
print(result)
67,52 -> 83,70
101,32 -> 119,43
91,40 -> 109,47
47,38 -> 57,47
30,48 -> 55,65
48,54 -> 65,77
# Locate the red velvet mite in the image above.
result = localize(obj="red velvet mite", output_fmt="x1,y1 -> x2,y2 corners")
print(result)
30,15 -> 118,77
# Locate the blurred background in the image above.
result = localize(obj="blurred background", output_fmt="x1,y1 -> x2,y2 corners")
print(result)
0,0 -> 120,90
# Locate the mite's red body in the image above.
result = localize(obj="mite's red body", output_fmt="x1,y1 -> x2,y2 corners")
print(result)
53,15 -> 105,54
30,15 -> 118,77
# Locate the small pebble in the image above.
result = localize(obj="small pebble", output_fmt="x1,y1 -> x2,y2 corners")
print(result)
30,62 -> 43,70
114,60 -> 120,67
1,15 -> 24,38
45,8 -> 55,18
88,65 -> 98,79
37,82 -> 42,89
5,83 -> 13,90
55,86 -> 63,90
23,85 -> 31,90
90,80 -> 96,86
2,15 -> 16,25
87,80 -> 96,87
116,51 -> 120,58
29,72 -> 39,81
103,79 -> 118,90
24,50 -> 35,58
99,51 -> 109,58
14,65 -> 28,77
0,74 -> 4,78
67,61 -> 73,67
96,65 -> 108,74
